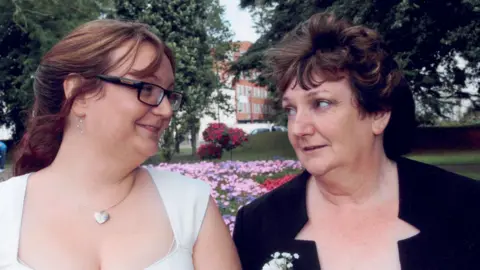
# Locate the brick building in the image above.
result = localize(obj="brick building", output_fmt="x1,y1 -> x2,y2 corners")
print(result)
231,41 -> 274,123
197,41 -> 274,144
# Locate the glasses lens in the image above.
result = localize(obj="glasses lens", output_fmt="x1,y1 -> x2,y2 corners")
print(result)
167,92 -> 183,111
139,84 -> 183,110
139,85 -> 163,106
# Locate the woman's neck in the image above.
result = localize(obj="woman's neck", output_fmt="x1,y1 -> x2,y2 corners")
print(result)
311,151 -> 398,207
41,134 -> 143,205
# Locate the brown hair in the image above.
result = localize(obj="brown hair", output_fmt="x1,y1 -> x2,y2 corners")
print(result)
14,19 -> 175,176
265,12 -> 417,159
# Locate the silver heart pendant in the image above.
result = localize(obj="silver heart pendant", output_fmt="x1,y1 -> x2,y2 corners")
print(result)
94,211 -> 110,224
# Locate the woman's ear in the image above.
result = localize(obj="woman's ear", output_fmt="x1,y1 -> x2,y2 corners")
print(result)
63,74 -> 87,117
371,110 -> 391,135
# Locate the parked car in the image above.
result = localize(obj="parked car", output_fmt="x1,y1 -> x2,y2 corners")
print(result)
270,126 -> 287,132
250,128 -> 270,135
250,126 -> 287,135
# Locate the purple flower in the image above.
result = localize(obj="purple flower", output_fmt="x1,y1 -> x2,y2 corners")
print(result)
148,160 -> 302,233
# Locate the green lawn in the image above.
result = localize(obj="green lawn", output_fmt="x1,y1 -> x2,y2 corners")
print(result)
146,132 -> 296,164
407,151 -> 480,165
407,151 -> 480,180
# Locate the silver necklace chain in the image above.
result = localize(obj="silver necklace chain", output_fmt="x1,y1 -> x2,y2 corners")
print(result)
85,173 -> 137,225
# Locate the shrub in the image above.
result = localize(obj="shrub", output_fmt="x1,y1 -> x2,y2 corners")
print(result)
197,143 -> 223,160
202,123 -> 229,144
222,127 -> 248,151
199,123 -> 249,159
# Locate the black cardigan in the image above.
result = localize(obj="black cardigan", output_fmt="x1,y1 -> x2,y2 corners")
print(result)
232,157 -> 480,270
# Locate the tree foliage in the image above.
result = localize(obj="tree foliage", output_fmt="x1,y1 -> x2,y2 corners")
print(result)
233,0 -> 480,124
0,0 -> 233,157
0,0 -> 111,142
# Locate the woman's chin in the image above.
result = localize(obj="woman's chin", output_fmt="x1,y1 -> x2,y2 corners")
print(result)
136,140 -> 160,159
300,156 -> 333,176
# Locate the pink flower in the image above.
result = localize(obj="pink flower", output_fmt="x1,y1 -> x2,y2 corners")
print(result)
150,160 -> 302,233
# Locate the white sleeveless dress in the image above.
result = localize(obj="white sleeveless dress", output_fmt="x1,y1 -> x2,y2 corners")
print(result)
0,167 -> 211,270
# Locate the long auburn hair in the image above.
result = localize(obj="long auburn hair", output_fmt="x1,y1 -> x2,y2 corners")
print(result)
14,19 -> 175,176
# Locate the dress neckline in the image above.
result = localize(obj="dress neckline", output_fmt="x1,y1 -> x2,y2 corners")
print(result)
12,168 -> 181,270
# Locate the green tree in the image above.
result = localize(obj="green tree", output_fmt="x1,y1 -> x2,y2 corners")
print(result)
232,0 -> 480,124
0,0 -> 111,142
111,0 -> 233,156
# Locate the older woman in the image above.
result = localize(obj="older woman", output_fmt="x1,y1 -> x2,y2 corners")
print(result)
233,12 -> 480,270
0,19 -> 240,269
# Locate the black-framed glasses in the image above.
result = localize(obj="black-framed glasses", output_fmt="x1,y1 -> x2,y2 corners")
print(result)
96,74 -> 184,111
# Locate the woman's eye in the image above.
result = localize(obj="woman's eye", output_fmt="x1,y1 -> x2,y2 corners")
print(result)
142,85 -> 154,92
284,107 -> 296,116
315,100 -> 330,109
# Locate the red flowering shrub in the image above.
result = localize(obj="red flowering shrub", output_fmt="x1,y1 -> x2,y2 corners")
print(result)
202,123 -> 229,144
222,127 -> 248,151
199,123 -> 249,158
260,174 -> 296,191
197,143 -> 222,160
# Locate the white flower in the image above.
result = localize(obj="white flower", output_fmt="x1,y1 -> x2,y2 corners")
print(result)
262,260 -> 282,270
262,251 -> 300,270
275,258 -> 287,265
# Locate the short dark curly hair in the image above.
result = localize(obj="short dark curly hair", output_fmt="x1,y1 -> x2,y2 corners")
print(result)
265,12 -> 417,160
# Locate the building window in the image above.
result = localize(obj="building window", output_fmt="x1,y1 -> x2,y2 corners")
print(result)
236,85 -> 241,96
239,85 -> 247,96
238,102 -> 251,113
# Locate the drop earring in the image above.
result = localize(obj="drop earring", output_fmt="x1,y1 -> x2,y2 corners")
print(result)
77,117 -> 84,134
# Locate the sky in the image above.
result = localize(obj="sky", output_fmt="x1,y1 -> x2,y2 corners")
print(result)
219,0 -> 260,42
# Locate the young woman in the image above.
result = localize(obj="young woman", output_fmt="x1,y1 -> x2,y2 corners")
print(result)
0,19 -> 240,270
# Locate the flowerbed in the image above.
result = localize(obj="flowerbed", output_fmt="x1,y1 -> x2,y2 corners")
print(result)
150,160 -> 303,233
260,174 -> 297,191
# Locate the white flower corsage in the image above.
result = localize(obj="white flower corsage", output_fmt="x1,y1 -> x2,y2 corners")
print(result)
262,251 -> 300,270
